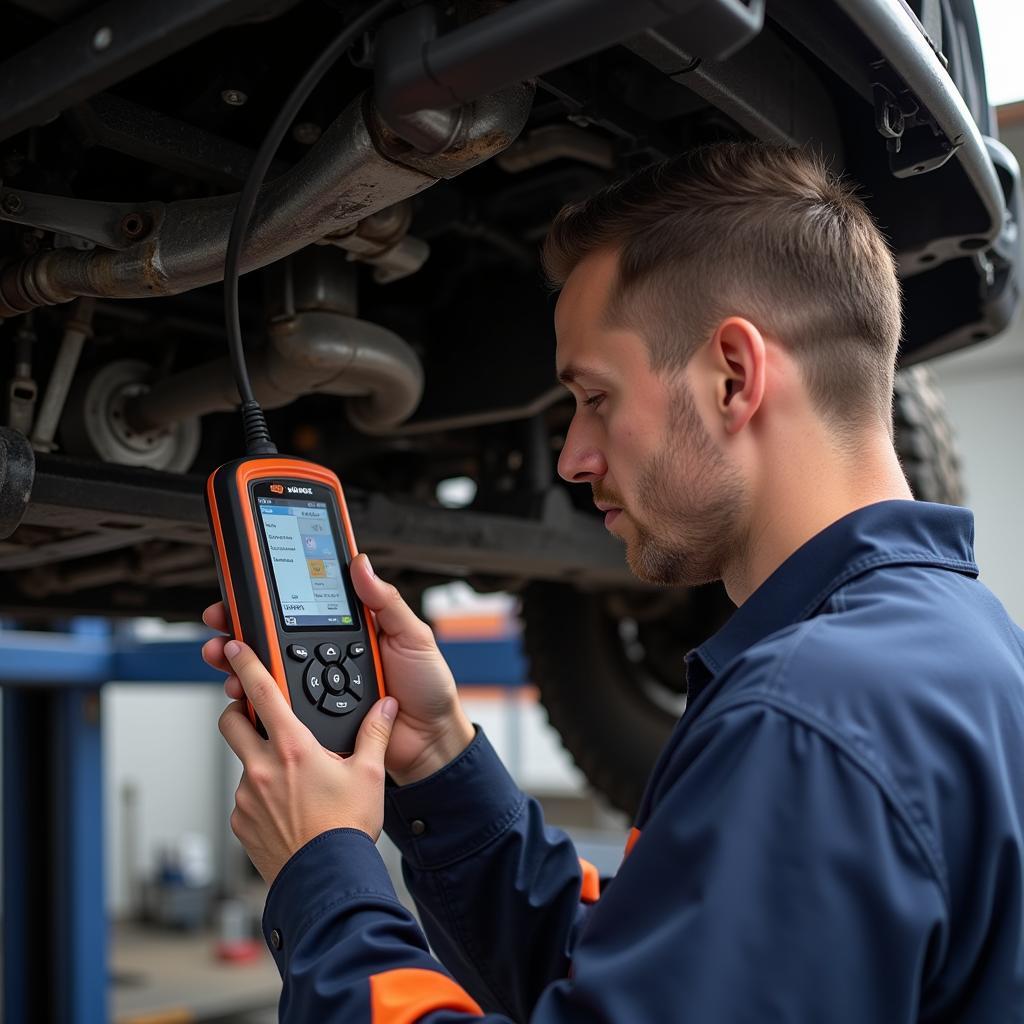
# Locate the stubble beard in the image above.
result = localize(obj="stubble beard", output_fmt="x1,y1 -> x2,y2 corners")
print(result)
618,381 -> 747,587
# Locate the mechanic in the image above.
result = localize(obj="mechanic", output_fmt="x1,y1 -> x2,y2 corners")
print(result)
201,142 -> 1024,1021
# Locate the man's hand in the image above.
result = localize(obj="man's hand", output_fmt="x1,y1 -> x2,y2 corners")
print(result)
202,553 -> 475,788
215,638 -> 398,884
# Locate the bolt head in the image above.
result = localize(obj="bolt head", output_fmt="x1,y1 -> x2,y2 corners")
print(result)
221,89 -> 248,107
2,193 -> 22,214
92,26 -> 113,51
119,213 -> 147,240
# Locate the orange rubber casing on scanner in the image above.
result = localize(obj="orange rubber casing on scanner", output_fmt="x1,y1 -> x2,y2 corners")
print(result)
205,455 -> 386,752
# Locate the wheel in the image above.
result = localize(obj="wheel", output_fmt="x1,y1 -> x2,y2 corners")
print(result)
521,367 -> 964,814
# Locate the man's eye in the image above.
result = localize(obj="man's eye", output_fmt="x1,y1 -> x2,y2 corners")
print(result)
582,393 -> 605,409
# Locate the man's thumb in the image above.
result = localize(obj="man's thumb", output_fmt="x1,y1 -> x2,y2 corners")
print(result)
354,696 -> 398,765
349,553 -> 389,607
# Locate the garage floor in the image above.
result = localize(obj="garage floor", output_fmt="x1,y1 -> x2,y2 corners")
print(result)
111,924 -> 280,1023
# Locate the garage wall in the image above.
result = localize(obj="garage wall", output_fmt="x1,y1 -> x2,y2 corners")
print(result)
103,684 -> 229,915
930,324 -> 1024,621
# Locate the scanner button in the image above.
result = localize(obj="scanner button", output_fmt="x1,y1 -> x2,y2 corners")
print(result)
287,644 -> 309,662
346,672 -> 364,700
316,643 -> 341,663
322,694 -> 357,716
347,642 -> 366,660
324,664 -> 347,694
304,661 -> 327,704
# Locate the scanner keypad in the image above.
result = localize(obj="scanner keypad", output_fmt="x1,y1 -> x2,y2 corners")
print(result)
295,638 -> 373,714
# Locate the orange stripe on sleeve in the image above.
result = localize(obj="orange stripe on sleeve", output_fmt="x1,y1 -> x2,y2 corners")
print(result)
624,827 -> 641,859
579,858 -> 600,904
370,968 -> 483,1023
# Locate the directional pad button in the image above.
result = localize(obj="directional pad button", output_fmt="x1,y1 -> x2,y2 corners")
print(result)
303,661 -> 327,704
346,671 -> 364,700
321,693 -> 357,716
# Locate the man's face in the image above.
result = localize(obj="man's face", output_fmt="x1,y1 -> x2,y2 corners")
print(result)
554,250 -> 747,586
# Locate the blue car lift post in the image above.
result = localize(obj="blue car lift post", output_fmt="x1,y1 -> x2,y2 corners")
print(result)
0,621 -> 223,1023
1,618 -> 526,1023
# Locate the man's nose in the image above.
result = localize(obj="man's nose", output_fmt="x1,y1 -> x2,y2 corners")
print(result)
557,419 -> 607,483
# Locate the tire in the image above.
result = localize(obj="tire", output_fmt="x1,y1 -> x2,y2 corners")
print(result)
894,367 -> 965,504
522,367 -> 964,814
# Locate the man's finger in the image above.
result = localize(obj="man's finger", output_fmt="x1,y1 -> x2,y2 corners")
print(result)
202,602 -> 230,633
349,554 -> 436,649
222,640 -> 296,740
202,634 -> 231,672
352,696 -> 398,769
218,699 -> 263,762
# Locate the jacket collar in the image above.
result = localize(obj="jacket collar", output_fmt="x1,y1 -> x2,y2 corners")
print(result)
688,500 -> 978,691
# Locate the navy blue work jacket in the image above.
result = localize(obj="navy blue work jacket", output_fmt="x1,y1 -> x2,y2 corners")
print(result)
262,500 -> 1024,1022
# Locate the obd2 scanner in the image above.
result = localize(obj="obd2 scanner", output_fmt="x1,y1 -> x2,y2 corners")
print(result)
206,457 -> 385,752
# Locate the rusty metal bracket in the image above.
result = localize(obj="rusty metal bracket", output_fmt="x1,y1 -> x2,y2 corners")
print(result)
0,187 -> 162,251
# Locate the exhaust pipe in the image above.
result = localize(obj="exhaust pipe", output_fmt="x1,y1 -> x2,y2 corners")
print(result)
0,84 -> 532,316
129,314 -> 423,434
125,250 -> 423,434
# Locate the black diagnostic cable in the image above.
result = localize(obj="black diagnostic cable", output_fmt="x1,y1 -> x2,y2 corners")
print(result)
223,0 -> 406,456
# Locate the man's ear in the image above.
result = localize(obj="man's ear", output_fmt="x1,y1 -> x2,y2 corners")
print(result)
709,316 -> 766,434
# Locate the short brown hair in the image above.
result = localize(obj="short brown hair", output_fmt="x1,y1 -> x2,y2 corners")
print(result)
542,143 -> 902,430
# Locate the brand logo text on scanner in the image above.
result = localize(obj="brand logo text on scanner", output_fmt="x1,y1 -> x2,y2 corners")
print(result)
287,486 -> 313,494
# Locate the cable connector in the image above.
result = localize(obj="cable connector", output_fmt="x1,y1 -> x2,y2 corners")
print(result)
241,399 -> 278,456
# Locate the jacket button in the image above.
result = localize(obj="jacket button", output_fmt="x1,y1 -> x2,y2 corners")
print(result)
410,819 -> 426,836
270,928 -> 282,950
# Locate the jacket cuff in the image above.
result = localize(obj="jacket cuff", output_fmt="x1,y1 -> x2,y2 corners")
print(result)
261,827 -> 400,970
384,726 -> 526,870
